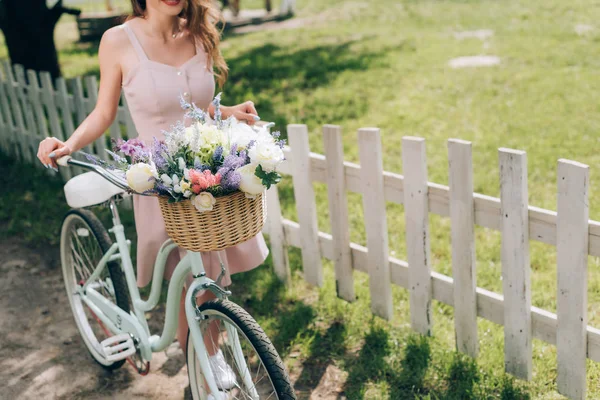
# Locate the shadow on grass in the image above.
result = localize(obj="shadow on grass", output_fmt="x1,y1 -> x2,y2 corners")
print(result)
390,334 -> 432,399
343,326 -> 394,399
294,320 -> 347,392
217,39 -> 386,131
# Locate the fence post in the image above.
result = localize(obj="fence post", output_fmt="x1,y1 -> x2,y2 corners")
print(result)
359,128 -> 393,320
403,136 -> 433,335
448,139 -> 478,357
323,124 -> 355,302
0,66 -> 9,154
288,124 -> 323,287
0,66 -> 14,156
13,65 -> 38,163
266,185 -> 291,285
26,69 -> 49,140
499,148 -> 532,380
39,72 -> 71,181
556,159 -> 589,399
84,76 -> 109,161
2,61 -> 27,162
56,77 -> 85,176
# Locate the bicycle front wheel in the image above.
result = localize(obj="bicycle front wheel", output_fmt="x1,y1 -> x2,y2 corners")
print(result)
187,299 -> 296,400
60,209 -> 130,369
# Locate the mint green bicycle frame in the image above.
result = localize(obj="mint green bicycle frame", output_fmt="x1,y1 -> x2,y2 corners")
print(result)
61,156 -> 258,398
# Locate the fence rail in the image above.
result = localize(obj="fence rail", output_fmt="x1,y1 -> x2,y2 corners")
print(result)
1,64 -> 598,400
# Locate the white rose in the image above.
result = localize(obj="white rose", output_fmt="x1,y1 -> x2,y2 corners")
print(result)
126,163 -> 157,192
228,118 -> 258,148
248,141 -> 284,172
238,164 -> 265,198
254,125 -> 275,144
192,192 -> 216,212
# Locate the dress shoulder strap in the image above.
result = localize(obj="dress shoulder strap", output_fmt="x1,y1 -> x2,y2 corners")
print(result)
121,22 -> 149,61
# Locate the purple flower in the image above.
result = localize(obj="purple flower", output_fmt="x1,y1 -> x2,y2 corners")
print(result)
221,170 -> 241,192
152,137 -> 168,169
212,145 -> 223,164
194,158 -> 211,171
218,148 -> 247,176
155,182 -> 172,196
247,140 -> 256,149
276,139 -> 286,149
114,138 -> 150,163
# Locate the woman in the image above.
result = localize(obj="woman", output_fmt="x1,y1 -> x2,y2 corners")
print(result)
37,0 -> 269,393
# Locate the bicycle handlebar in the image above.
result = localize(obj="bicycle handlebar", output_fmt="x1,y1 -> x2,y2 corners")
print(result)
57,155 -> 133,193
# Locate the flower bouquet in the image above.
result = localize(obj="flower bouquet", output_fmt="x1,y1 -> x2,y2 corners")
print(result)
89,93 -> 285,252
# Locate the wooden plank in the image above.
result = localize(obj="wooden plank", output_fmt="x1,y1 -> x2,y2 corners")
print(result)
26,70 -> 48,139
0,65 -> 15,156
265,185 -> 291,285
288,124 -> 323,286
70,77 -> 93,155
278,148 -> 600,258
39,72 -> 71,181
279,218 -> 600,363
84,76 -> 108,161
402,136 -> 432,335
56,78 -> 83,176
323,125 -> 355,302
358,128 -> 392,319
0,67 -> 9,154
25,70 -> 50,172
3,62 -> 28,161
13,65 -> 38,163
448,139 -> 478,357
556,159 -> 589,400
499,148 -> 532,380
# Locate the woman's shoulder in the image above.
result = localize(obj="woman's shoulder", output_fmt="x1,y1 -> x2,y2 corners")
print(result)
101,23 -> 132,49
98,22 -> 139,66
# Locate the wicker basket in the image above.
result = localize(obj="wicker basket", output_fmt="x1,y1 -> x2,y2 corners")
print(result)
158,191 -> 266,252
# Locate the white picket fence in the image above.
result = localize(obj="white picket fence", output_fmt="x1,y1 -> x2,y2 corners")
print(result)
265,126 -> 600,400
0,62 -> 137,180
1,64 -> 598,399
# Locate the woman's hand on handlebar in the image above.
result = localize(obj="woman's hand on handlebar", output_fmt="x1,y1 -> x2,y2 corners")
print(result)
37,137 -> 72,170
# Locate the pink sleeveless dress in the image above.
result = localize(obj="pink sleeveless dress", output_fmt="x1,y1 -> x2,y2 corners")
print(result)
120,22 -> 269,287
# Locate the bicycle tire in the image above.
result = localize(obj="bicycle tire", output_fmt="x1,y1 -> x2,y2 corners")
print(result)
186,299 -> 296,400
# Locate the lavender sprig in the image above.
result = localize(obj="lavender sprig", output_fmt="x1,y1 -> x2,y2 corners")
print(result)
82,152 -> 113,168
212,92 -> 223,128
212,145 -> 223,165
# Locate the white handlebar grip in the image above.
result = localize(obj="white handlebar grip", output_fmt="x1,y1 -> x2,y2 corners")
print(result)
56,155 -> 72,167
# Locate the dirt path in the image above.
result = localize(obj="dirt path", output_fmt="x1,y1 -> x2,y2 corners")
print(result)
0,235 -> 346,399
0,237 -> 190,400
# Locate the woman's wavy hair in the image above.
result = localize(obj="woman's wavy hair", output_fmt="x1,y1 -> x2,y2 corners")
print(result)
129,0 -> 228,87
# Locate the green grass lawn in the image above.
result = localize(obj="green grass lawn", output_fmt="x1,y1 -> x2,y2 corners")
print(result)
4,0 -> 600,398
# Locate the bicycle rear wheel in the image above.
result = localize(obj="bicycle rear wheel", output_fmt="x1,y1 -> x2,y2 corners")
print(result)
60,208 -> 131,369
187,299 -> 296,400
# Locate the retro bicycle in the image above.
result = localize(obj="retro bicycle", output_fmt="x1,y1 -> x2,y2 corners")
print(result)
56,155 -> 295,400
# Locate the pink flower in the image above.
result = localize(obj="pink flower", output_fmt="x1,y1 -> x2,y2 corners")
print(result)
189,170 -> 222,193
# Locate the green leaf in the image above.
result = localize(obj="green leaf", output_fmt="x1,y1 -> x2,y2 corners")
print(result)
254,164 -> 282,190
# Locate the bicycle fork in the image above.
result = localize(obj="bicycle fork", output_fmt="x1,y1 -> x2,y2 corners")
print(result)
185,252 -> 259,399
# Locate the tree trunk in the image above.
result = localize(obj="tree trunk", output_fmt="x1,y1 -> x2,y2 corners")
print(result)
0,0 -> 80,80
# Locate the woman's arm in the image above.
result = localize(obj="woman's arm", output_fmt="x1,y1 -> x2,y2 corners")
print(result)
37,28 -> 124,168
